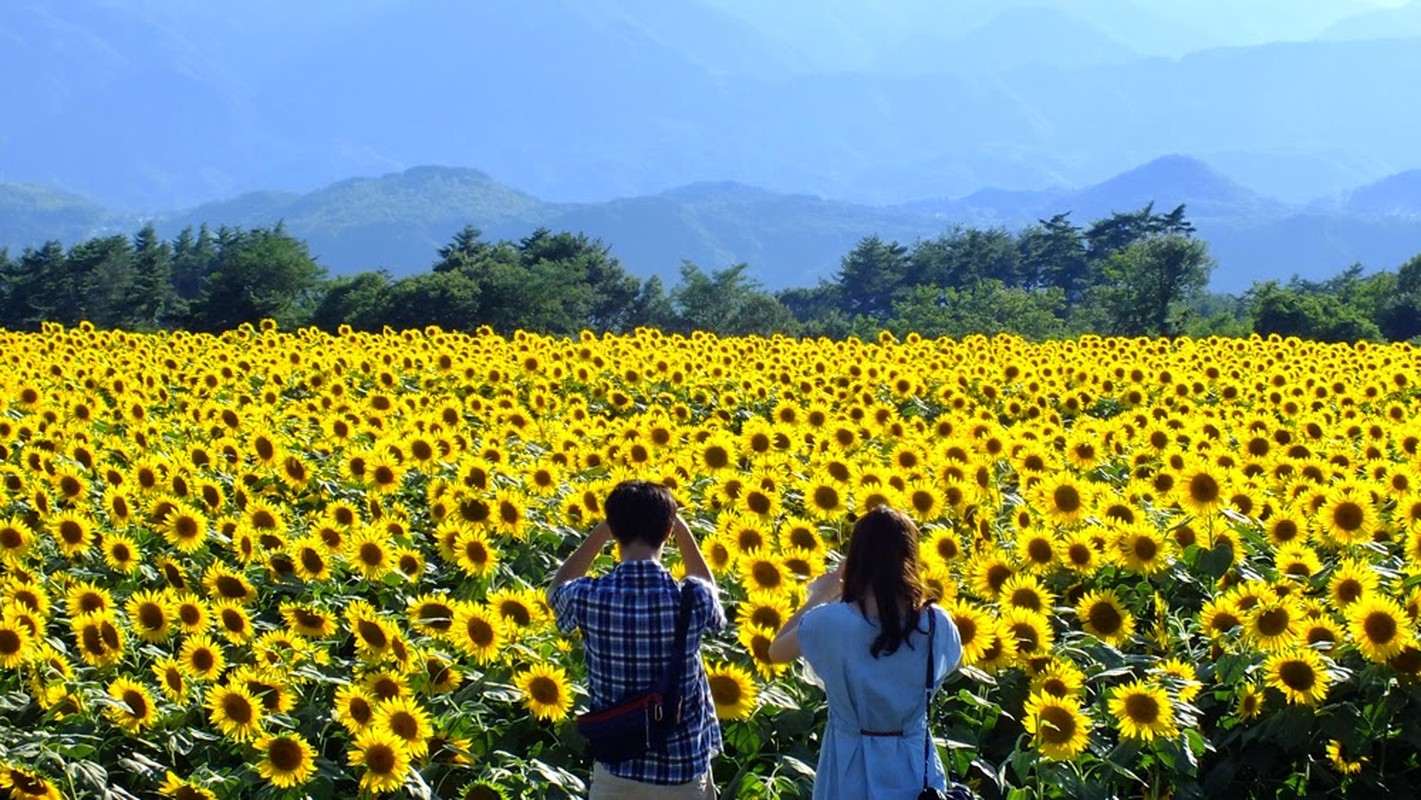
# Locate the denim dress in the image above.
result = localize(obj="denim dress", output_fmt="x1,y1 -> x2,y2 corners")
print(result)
798,603 -> 963,800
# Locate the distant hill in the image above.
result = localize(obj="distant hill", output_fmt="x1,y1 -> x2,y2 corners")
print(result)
0,183 -> 125,250
5,160 -> 1421,294
160,167 -> 556,269
1320,3 -> 1421,41
3,0 -> 1421,209
1345,171 -> 1421,216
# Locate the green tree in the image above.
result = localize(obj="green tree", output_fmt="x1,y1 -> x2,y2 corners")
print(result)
66,234 -> 137,327
1020,213 -> 1090,301
887,281 -> 1067,340
1246,281 -> 1382,342
517,228 -> 641,332
1094,235 -> 1213,336
836,236 -> 908,320
381,270 -> 483,331
171,225 -> 217,301
189,224 -> 326,331
129,224 -> 178,328
311,272 -> 394,331
669,262 -> 795,336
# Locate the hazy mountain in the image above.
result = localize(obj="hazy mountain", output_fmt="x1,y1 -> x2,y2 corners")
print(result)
7,161 -> 1421,296
1320,2 -> 1421,40
4,1 -> 1421,211
0,183 -> 124,249
872,8 -> 1139,76
1345,170 -> 1421,216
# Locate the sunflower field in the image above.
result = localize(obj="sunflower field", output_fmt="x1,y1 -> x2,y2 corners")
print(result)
3,322 -> 1421,799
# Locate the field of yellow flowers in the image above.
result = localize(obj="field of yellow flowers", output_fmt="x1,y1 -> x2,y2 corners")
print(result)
2,322 -> 1421,799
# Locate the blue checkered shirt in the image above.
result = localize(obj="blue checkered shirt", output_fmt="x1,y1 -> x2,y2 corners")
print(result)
552,560 -> 726,785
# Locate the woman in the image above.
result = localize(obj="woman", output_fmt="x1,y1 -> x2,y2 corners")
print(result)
768,506 -> 962,800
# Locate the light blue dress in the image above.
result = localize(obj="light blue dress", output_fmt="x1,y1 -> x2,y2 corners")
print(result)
797,603 -> 963,800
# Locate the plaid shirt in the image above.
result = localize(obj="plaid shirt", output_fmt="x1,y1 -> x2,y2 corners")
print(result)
552,560 -> 726,785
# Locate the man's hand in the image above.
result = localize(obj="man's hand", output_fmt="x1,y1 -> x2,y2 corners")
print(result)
672,514 -> 716,585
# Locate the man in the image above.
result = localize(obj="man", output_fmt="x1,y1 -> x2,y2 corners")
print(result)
548,480 -> 725,798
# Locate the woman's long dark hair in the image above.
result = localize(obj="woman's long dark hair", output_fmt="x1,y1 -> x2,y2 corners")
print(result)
841,506 -> 927,658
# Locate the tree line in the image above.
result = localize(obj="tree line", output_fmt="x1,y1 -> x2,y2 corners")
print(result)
1,205 -> 1417,342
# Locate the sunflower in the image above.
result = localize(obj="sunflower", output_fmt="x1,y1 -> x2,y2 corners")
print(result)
289,536 -> 334,582
972,617 -> 1019,673
66,581 -> 113,616
706,661 -> 759,720
1348,595 -> 1414,663
1075,589 -> 1135,647
0,616 -> 35,668
203,565 -> 257,605
180,634 -> 227,682
1057,530 -> 1102,576
1174,463 -> 1226,516
212,601 -> 254,644
47,511 -> 94,557
1328,558 -> 1380,609
280,602 -> 338,638
0,766 -> 63,800
740,591 -> 793,632
375,697 -> 434,756
1030,659 -> 1087,700
408,594 -> 459,638
417,650 -> 464,694
452,604 -> 504,663
347,600 -> 395,659
105,676 -> 157,734
782,547 -> 827,580
1319,488 -> 1377,546
348,527 -> 392,581
160,501 -> 209,553
101,531 -> 142,573
1326,739 -> 1368,776
1001,607 -> 1055,660
1112,524 -> 1174,575
335,684 -> 380,734
1033,474 -> 1091,525
1024,692 -> 1092,761
71,611 -> 126,667
1235,683 -> 1266,720
1154,657 -> 1202,703
740,554 -> 790,594
152,657 -> 188,702
1108,680 -> 1177,742
514,663 -> 573,722
1265,507 -> 1308,546
738,624 -> 789,679
1245,595 -> 1303,652
452,526 -> 499,578
802,475 -> 847,520
125,589 -> 175,644
348,729 -> 413,794
487,588 -> 546,633
1264,647 -> 1331,706
966,553 -> 1016,600
207,682 -> 265,741
1273,543 -> 1323,581
922,527 -> 964,568
778,517 -> 825,554
256,733 -> 317,788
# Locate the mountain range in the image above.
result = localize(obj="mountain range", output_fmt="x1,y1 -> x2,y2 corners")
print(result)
4,156 -> 1419,295
3,0 -> 1421,211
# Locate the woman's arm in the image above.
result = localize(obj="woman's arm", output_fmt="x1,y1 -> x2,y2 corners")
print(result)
546,521 -> 612,605
767,567 -> 842,663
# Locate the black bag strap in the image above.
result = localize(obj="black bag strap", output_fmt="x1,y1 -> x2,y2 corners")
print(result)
922,602 -> 937,793
657,583 -> 697,719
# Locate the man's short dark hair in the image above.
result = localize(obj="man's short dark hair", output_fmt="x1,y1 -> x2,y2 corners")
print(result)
604,480 -> 677,548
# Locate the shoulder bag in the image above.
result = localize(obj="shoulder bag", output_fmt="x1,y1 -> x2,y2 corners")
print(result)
574,585 -> 695,764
